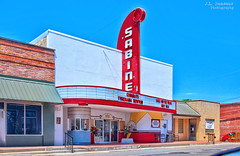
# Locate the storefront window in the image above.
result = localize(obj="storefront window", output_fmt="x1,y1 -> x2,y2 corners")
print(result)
70,119 -> 75,130
7,103 -> 42,135
178,119 -> 183,133
76,118 -> 80,130
7,104 -> 24,134
81,119 -> 89,130
69,118 -> 90,131
0,102 -> 4,109
26,105 -> 41,134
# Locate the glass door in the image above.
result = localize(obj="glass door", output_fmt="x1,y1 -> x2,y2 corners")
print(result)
161,120 -> 168,142
189,119 -> 196,141
104,119 -> 110,142
111,121 -> 118,142
95,120 -> 103,143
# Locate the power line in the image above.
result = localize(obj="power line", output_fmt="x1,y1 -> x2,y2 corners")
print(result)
219,96 -> 240,103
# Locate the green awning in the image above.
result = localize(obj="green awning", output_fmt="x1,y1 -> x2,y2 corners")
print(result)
0,75 -> 63,103
176,102 -> 200,117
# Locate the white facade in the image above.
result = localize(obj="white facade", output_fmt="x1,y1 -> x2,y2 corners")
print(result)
140,57 -> 172,99
31,30 -> 174,145
31,29 -> 173,99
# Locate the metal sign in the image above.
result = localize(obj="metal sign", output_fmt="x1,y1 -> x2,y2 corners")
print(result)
117,8 -> 146,94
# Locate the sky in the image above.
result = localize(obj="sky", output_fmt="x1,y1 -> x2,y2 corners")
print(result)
0,0 -> 239,103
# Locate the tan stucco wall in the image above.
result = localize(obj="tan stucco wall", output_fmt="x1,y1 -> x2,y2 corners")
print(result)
186,101 -> 220,141
173,118 -> 189,141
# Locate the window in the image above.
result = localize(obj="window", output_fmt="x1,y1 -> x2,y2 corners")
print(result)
26,105 -> 41,134
178,119 -> 183,133
81,119 -> 89,130
69,118 -> 90,131
7,103 -> 42,135
7,104 -> 24,134
70,119 -> 75,130
0,102 -> 4,109
76,118 -> 80,130
205,119 -> 214,133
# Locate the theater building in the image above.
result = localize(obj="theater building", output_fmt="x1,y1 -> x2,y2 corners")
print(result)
31,8 -> 177,145
0,37 -> 62,146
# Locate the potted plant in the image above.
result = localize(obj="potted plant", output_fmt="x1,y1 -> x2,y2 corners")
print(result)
121,127 -> 133,143
91,126 -> 99,135
123,127 -> 130,136
90,126 -> 99,144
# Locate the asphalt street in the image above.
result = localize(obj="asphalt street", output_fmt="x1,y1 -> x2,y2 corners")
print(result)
68,143 -> 240,156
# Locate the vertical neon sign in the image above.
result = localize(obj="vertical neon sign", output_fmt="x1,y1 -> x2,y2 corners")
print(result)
117,8 -> 146,93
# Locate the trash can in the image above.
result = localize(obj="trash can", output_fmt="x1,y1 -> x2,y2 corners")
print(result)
167,134 -> 173,142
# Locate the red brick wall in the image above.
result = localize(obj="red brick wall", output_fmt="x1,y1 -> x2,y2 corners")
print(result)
0,38 -> 55,82
220,103 -> 240,140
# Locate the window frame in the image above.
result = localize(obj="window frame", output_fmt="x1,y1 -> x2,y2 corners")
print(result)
70,118 -> 76,131
178,119 -> 184,133
68,118 -> 90,131
6,103 -> 24,135
25,105 -> 42,135
6,102 -> 43,136
75,118 -> 81,130
81,119 -> 90,131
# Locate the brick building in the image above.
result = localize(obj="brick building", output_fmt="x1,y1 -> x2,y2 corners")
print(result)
0,37 -> 62,146
220,103 -> 240,141
0,37 -> 55,81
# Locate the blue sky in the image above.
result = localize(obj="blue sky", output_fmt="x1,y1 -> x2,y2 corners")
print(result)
0,0 -> 239,103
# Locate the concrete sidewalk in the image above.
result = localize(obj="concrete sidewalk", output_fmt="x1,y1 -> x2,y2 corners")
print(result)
0,141 -> 219,153
76,141 -> 218,151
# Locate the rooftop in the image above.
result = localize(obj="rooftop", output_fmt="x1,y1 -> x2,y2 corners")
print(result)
176,102 -> 201,117
0,36 -> 55,52
220,102 -> 240,107
178,100 -> 220,105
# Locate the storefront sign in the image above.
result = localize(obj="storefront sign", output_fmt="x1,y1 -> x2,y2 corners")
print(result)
151,119 -> 160,128
118,92 -> 143,104
205,120 -> 214,129
57,86 -> 176,111
117,8 -> 146,94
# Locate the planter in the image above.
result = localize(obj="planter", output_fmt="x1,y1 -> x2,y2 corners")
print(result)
91,133 -> 95,144
121,138 -> 134,143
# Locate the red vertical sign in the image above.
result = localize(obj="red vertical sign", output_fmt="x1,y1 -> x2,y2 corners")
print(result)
117,8 -> 146,94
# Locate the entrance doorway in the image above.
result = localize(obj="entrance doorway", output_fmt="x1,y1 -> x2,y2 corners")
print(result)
161,120 -> 168,142
111,120 -> 118,142
95,119 -> 118,143
189,119 -> 196,141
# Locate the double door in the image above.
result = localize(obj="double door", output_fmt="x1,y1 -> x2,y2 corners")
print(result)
95,119 -> 118,143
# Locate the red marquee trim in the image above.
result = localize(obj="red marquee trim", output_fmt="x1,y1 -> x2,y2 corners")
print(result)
56,85 -> 176,103
62,98 -> 176,114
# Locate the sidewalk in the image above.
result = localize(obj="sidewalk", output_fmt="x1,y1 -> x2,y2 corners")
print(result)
0,141 -> 219,153
76,141 -> 219,151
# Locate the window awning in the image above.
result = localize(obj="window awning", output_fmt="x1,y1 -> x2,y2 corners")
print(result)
0,75 -> 63,103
